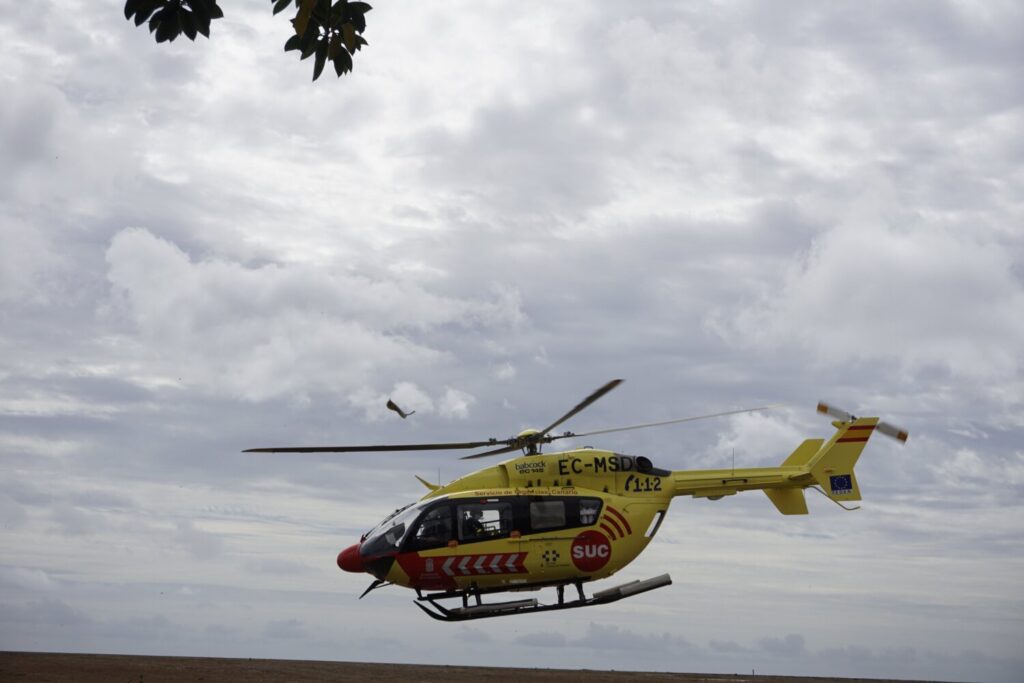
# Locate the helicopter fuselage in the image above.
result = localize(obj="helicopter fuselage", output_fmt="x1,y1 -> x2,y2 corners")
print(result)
338,449 -> 674,592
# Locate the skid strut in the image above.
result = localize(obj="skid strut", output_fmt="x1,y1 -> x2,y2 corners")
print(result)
414,573 -> 672,622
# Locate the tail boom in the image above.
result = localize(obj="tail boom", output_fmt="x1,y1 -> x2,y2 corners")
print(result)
670,417 -> 882,514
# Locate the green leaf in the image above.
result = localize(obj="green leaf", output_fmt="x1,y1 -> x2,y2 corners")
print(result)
300,34 -> 318,59
272,0 -> 291,15
328,32 -> 342,60
190,2 -> 210,24
332,48 -> 353,76
283,34 -> 302,52
294,0 -> 316,37
349,12 -> 366,33
196,16 -> 211,38
124,0 -> 141,20
132,0 -> 162,26
197,0 -> 224,20
312,41 -> 328,80
154,17 -> 177,42
181,10 -> 198,40
125,0 -> 162,23
126,0 -> 222,45
341,22 -> 356,53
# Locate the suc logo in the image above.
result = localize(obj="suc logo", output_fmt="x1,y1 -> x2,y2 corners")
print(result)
570,530 -> 611,572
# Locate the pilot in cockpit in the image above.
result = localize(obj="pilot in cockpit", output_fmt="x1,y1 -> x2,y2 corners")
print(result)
462,508 -> 485,538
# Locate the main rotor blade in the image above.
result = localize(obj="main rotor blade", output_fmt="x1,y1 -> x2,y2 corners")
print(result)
536,379 -> 624,438
244,439 -> 505,453
555,405 -> 779,440
459,443 -> 523,460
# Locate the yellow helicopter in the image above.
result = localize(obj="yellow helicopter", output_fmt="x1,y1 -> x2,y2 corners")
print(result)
246,380 -> 908,621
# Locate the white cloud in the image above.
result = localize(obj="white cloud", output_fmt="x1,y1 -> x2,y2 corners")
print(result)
104,228 -> 524,401
709,224 -> 1024,381
704,410 -> 807,467
493,362 -> 516,380
439,387 -> 476,420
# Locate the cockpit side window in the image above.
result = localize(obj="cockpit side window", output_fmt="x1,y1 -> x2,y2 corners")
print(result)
457,502 -> 513,543
408,505 -> 453,551
361,503 -> 421,557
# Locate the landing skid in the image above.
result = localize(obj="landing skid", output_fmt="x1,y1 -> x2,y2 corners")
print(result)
414,573 -> 672,621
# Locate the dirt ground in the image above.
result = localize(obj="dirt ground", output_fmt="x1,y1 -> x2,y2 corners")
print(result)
0,652 -> 936,683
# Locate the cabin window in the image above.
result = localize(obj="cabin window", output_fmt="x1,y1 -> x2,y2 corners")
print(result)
457,502 -> 513,542
409,505 -> 452,551
530,500 -> 565,530
579,498 -> 601,525
645,510 -> 666,538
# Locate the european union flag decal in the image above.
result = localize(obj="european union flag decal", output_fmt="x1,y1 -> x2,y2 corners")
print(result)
830,474 -> 853,495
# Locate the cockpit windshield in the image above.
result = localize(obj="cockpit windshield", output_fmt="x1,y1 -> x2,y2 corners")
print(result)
361,501 -> 426,557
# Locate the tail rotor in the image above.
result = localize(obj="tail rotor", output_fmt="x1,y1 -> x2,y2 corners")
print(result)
816,401 -> 909,443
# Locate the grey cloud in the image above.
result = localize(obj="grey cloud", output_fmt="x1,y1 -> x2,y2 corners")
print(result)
758,633 -> 806,657
407,96 -> 618,218
709,639 -> 749,653
173,520 -> 225,560
96,614 -> 179,642
458,626 -> 491,643
49,503 -> 108,537
263,618 -> 308,640
246,559 -> 312,576
515,631 -> 566,648
0,495 -> 29,530
571,622 -> 696,653
0,567 -> 57,592
0,598 -> 92,628
69,489 -> 136,510
0,85 -> 62,183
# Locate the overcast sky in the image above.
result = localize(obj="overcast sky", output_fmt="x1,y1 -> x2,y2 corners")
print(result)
1,1 -> 1022,680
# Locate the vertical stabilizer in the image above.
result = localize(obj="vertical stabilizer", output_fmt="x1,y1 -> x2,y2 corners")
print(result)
807,418 -> 879,502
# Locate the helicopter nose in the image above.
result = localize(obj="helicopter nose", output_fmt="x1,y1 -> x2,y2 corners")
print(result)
337,543 -> 365,573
